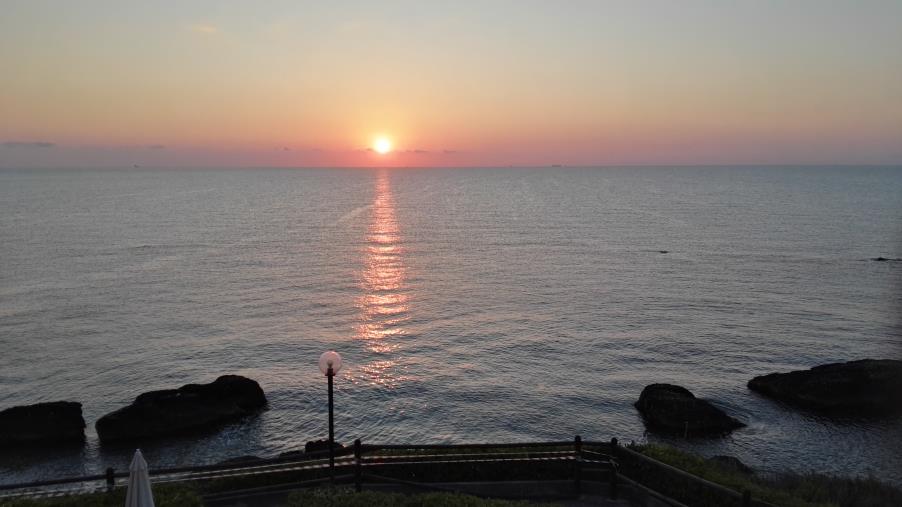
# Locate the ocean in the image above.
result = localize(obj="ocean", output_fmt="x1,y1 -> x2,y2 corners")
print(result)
1,166 -> 900,484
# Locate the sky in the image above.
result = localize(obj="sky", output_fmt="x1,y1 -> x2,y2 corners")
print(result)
1,0 -> 901,168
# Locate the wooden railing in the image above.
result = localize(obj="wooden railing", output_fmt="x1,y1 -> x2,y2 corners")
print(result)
0,438 -> 616,501
0,437 -> 780,507
614,443 -> 778,507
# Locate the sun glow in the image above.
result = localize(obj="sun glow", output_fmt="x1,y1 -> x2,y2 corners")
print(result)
373,137 -> 392,154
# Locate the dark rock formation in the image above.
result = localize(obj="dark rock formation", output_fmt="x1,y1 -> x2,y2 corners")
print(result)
305,439 -> 345,454
707,455 -> 753,474
96,375 -> 266,442
218,455 -> 262,465
635,384 -> 745,435
278,450 -> 305,460
748,359 -> 902,416
0,401 -> 86,447
871,257 -> 901,262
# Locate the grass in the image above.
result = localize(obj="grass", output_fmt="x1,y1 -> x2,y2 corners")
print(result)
287,488 -> 560,507
0,483 -> 202,507
631,444 -> 902,507
766,473 -> 902,507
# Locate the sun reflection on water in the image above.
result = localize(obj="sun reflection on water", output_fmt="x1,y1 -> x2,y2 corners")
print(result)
353,171 -> 412,387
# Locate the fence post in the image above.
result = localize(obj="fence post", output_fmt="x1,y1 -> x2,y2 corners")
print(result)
105,467 -> 115,492
742,489 -> 751,507
609,438 -> 619,500
574,435 -> 582,496
354,439 -> 362,492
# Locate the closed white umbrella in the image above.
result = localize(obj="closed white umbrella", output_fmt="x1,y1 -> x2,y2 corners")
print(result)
125,449 -> 155,507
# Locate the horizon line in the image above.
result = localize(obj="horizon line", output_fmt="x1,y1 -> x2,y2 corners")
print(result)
2,163 -> 902,171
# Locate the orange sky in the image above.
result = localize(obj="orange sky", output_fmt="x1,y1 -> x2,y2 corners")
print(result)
1,1 -> 901,167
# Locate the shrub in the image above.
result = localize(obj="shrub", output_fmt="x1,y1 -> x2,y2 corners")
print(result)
631,444 -> 902,507
0,484 -> 202,507
286,488 -> 559,507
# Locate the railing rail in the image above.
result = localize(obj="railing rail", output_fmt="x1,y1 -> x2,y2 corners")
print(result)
0,437 -> 777,507
0,438 -> 606,500
616,444 -> 778,507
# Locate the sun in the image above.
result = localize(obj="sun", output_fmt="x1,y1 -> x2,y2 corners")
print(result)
373,137 -> 392,154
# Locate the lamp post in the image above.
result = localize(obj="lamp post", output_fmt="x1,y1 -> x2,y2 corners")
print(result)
318,350 -> 343,482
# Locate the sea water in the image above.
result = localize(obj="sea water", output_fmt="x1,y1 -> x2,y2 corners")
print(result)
1,166 -> 900,484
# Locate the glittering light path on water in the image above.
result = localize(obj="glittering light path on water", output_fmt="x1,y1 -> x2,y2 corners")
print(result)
353,171 -> 412,388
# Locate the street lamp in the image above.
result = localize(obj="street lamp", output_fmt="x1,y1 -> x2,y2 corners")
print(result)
318,350 -> 343,481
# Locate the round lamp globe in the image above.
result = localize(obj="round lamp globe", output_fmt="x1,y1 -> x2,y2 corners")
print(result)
319,351 -> 343,376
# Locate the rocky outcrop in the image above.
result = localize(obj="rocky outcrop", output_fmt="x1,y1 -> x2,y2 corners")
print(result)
96,375 -> 266,442
0,401 -> 86,447
305,439 -> 345,454
635,384 -> 745,436
218,455 -> 262,465
278,450 -> 306,460
748,359 -> 902,416
871,257 -> 901,262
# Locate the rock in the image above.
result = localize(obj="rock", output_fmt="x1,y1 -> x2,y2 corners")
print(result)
871,257 -> 901,262
96,375 -> 266,442
659,250 -> 669,254
278,450 -> 305,460
748,359 -> 902,416
707,455 -> 753,474
0,401 -> 86,447
635,384 -> 745,435
305,439 -> 345,454
218,455 -> 262,465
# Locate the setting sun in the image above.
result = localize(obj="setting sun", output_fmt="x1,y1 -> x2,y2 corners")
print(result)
374,137 -> 392,155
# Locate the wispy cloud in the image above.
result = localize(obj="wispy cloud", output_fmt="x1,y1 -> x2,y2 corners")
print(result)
187,23 -> 218,34
3,141 -> 55,148
147,144 -> 165,150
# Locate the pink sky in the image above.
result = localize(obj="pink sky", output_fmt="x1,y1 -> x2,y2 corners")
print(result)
2,1 -> 901,167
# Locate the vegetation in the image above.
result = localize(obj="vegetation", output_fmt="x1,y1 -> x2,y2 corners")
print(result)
766,473 -> 902,507
0,484 -> 202,507
287,488 -> 560,507
631,444 -> 902,507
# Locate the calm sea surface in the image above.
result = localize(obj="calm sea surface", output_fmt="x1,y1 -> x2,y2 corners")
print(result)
1,167 -> 900,484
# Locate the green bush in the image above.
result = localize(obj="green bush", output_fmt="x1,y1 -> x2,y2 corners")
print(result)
631,444 -> 902,507
767,473 -> 902,507
0,484 -> 202,507
286,488 -> 559,507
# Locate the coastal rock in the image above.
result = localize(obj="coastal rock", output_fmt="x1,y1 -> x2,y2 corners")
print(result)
0,401 -> 86,447
96,375 -> 266,442
635,384 -> 745,435
278,450 -> 305,460
748,359 -> 902,416
218,455 -> 262,465
305,439 -> 345,454
871,257 -> 901,262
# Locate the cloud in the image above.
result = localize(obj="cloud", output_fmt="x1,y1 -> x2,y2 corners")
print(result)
442,149 -> 459,154
147,144 -> 166,150
3,141 -> 55,148
188,23 -> 218,34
